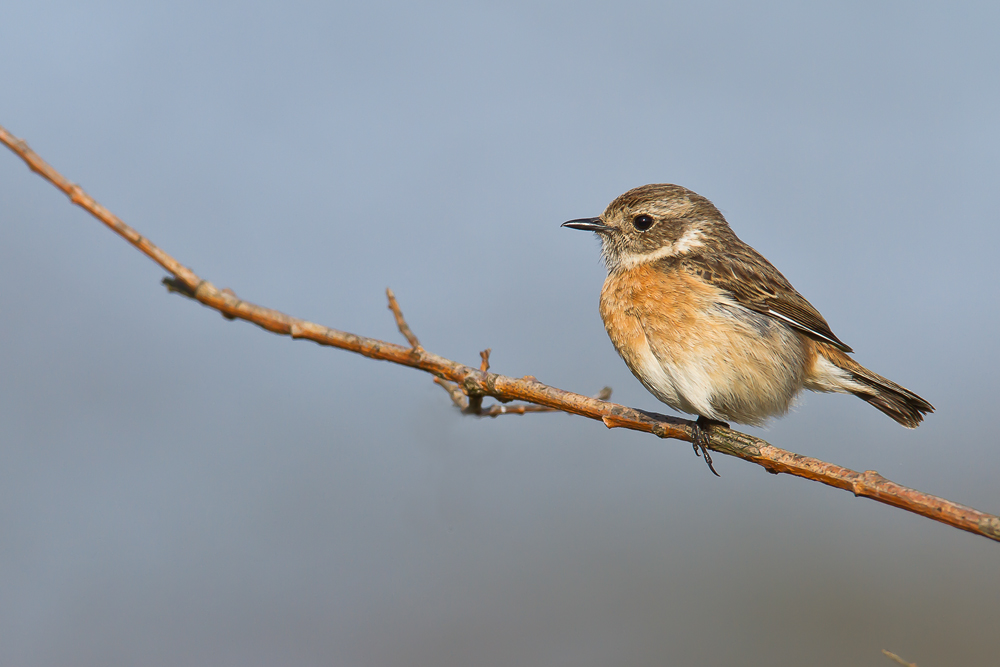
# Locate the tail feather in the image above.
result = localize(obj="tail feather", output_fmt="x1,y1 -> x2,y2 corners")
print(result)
814,346 -> 934,428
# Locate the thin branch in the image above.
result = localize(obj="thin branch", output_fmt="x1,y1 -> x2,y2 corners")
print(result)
882,649 -> 918,667
434,377 -> 470,410
386,288 -> 422,350
3,124 -> 999,543
435,374 -> 613,417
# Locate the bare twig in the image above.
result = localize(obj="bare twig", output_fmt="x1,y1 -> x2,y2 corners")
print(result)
436,374 -> 613,417
882,649 -> 918,666
386,288 -> 421,350
3,124 -> 999,543
434,377 -> 469,410
430,338 -> 609,418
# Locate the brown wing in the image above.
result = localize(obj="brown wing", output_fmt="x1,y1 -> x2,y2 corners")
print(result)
679,246 -> 854,353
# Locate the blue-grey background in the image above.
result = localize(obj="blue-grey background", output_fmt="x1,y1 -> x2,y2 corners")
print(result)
2,2 -> 998,665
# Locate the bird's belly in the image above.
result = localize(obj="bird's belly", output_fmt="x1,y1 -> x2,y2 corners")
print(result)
600,266 -> 809,425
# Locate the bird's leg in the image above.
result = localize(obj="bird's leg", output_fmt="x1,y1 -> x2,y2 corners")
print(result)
693,416 -> 728,477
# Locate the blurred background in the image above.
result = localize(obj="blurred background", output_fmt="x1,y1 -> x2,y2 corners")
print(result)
2,1 -> 998,665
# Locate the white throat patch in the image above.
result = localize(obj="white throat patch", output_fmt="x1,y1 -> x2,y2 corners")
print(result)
615,226 -> 706,270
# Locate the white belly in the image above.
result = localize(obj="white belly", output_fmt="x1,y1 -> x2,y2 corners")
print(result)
623,300 -> 809,426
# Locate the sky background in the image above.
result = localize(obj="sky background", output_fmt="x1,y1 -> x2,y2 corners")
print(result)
2,1 -> 999,665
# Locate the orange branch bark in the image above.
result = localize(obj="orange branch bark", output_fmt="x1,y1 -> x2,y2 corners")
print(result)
3,123 -> 998,543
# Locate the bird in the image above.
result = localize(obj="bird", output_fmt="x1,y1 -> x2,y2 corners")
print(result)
562,183 -> 933,474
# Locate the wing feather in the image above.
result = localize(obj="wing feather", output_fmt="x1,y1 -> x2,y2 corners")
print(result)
679,246 -> 853,353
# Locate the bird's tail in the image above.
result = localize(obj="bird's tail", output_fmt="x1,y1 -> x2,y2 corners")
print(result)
811,346 -> 934,428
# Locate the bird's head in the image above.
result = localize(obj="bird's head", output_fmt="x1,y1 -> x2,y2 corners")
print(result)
562,183 -> 732,272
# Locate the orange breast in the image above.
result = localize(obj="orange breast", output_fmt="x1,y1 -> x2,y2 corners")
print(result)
599,262 -> 809,425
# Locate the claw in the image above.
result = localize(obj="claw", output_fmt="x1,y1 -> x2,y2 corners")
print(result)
692,416 -> 726,477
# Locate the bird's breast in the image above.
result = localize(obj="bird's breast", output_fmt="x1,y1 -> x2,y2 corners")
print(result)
599,262 -> 809,425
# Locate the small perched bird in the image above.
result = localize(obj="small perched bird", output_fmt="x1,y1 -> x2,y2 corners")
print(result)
563,184 -> 933,473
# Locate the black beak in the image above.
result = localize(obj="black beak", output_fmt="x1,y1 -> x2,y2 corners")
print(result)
561,217 -> 612,232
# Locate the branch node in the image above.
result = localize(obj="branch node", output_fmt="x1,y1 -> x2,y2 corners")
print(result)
853,470 -> 885,496
220,288 -> 239,320
480,348 -> 491,372
461,375 -> 482,397
162,276 -> 196,298
979,516 -> 1000,540
68,183 -> 85,205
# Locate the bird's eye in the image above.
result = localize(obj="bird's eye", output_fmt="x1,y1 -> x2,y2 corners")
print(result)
633,214 -> 654,231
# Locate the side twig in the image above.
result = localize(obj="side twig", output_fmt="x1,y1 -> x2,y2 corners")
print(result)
3,124 -> 998,543
386,288 -> 421,350
882,649 -> 918,667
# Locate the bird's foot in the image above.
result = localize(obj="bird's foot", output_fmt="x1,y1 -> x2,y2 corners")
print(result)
692,416 -> 728,477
